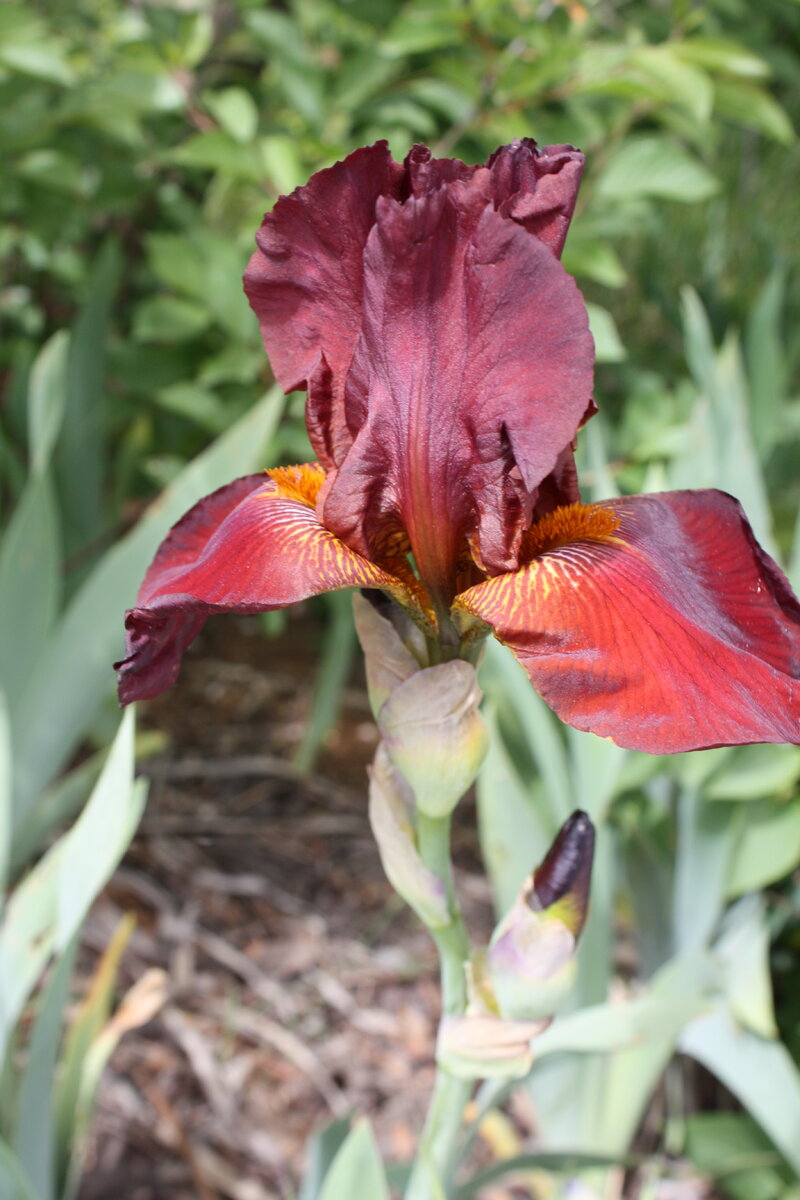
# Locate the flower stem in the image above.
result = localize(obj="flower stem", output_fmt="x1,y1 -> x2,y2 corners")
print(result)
405,814 -> 473,1200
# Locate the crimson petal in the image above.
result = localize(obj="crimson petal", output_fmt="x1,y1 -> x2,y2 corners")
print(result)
244,139 -> 588,496
486,139 -> 584,257
244,143 -> 405,468
116,472 -> 407,704
322,178 -> 594,601
456,490 -> 800,752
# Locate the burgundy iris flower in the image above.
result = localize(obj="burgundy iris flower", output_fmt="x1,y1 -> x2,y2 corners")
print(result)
116,139 -> 800,753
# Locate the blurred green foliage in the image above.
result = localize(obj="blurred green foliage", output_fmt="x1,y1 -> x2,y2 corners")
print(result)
2,0 -> 800,1195
3,0 -> 799,554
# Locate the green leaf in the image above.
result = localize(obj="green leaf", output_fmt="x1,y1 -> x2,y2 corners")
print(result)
674,291 -> 777,557
382,9 -> 464,56
672,790 -> 739,953
596,136 -> 719,203
12,936 -> 79,1200
0,7 -> 74,86
672,38 -> 769,80
154,383 -> 227,433
680,1011 -> 800,1177
481,640 -> 574,826
533,952 -> 716,1059
10,731 -> 163,874
299,1117 -> 352,1200
333,52 -> 400,112
714,80 -> 794,144
789,506 -> 800,596
456,1151 -> 638,1198
716,897 -> 777,1039
170,131 -> 265,180
685,1112 -> 790,1200
0,1140 -> 38,1200
318,1120 -> 390,1200
568,724 -> 627,824
55,916 -> 135,1197
56,713 -> 142,947
246,10 -> 312,68
529,953 -> 717,1154
204,87 -> 258,144
628,45 -> 714,123
705,744 -> 800,802
580,413 -> 619,502
0,692 -> 10,896
27,331 -> 69,477
60,969 -> 167,1200
10,388 -> 285,827
0,710 -> 142,1061
143,231 -> 253,339
744,268 -> 787,457
0,473 -> 60,704
477,702 -> 555,915
55,240 -> 121,557
725,799 -> 800,897
586,303 -> 626,363
176,12 -> 214,69
14,150 -> 88,197
145,233 -> 208,300
259,135 -> 305,194
133,296 -> 211,344
275,62 -> 325,130
562,239 -> 627,289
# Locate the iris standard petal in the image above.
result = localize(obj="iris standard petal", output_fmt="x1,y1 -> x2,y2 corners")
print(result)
455,490 -> 800,752
321,176 -> 594,602
244,139 -> 593,596
243,142 -> 405,468
116,469 -> 410,704
485,139 -> 584,257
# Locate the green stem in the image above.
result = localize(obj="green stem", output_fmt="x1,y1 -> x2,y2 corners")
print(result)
405,814 -> 473,1200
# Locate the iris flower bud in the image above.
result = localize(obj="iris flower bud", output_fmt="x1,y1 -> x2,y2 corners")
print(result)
368,744 -> 450,929
352,592 -> 422,717
436,1013 -> 550,1080
377,660 -> 488,818
489,811 -> 595,1021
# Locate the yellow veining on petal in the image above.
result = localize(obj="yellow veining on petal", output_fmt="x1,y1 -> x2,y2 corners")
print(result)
520,502 -> 620,563
266,462 -> 326,508
252,471 -> 437,633
453,506 -> 622,631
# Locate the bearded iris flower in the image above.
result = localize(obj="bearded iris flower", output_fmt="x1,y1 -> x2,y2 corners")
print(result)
117,139 -> 800,754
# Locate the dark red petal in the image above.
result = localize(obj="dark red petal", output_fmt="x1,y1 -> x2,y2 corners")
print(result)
244,139 -> 586,480
456,490 -> 800,752
402,143 -> 479,195
138,474 -> 266,603
532,810 -> 595,935
116,473 -> 409,704
530,443 -> 581,521
322,179 -> 594,600
243,142 -> 405,466
486,139 -> 585,258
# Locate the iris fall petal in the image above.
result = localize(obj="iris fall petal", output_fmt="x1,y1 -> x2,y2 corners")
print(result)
116,470 -> 410,703
456,490 -> 800,752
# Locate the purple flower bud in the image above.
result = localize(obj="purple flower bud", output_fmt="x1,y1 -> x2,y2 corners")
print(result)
531,809 -> 595,935
488,811 -> 595,1020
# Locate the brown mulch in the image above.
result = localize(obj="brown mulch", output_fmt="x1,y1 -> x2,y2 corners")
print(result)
75,608 -> 715,1200
77,608 -> 496,1200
